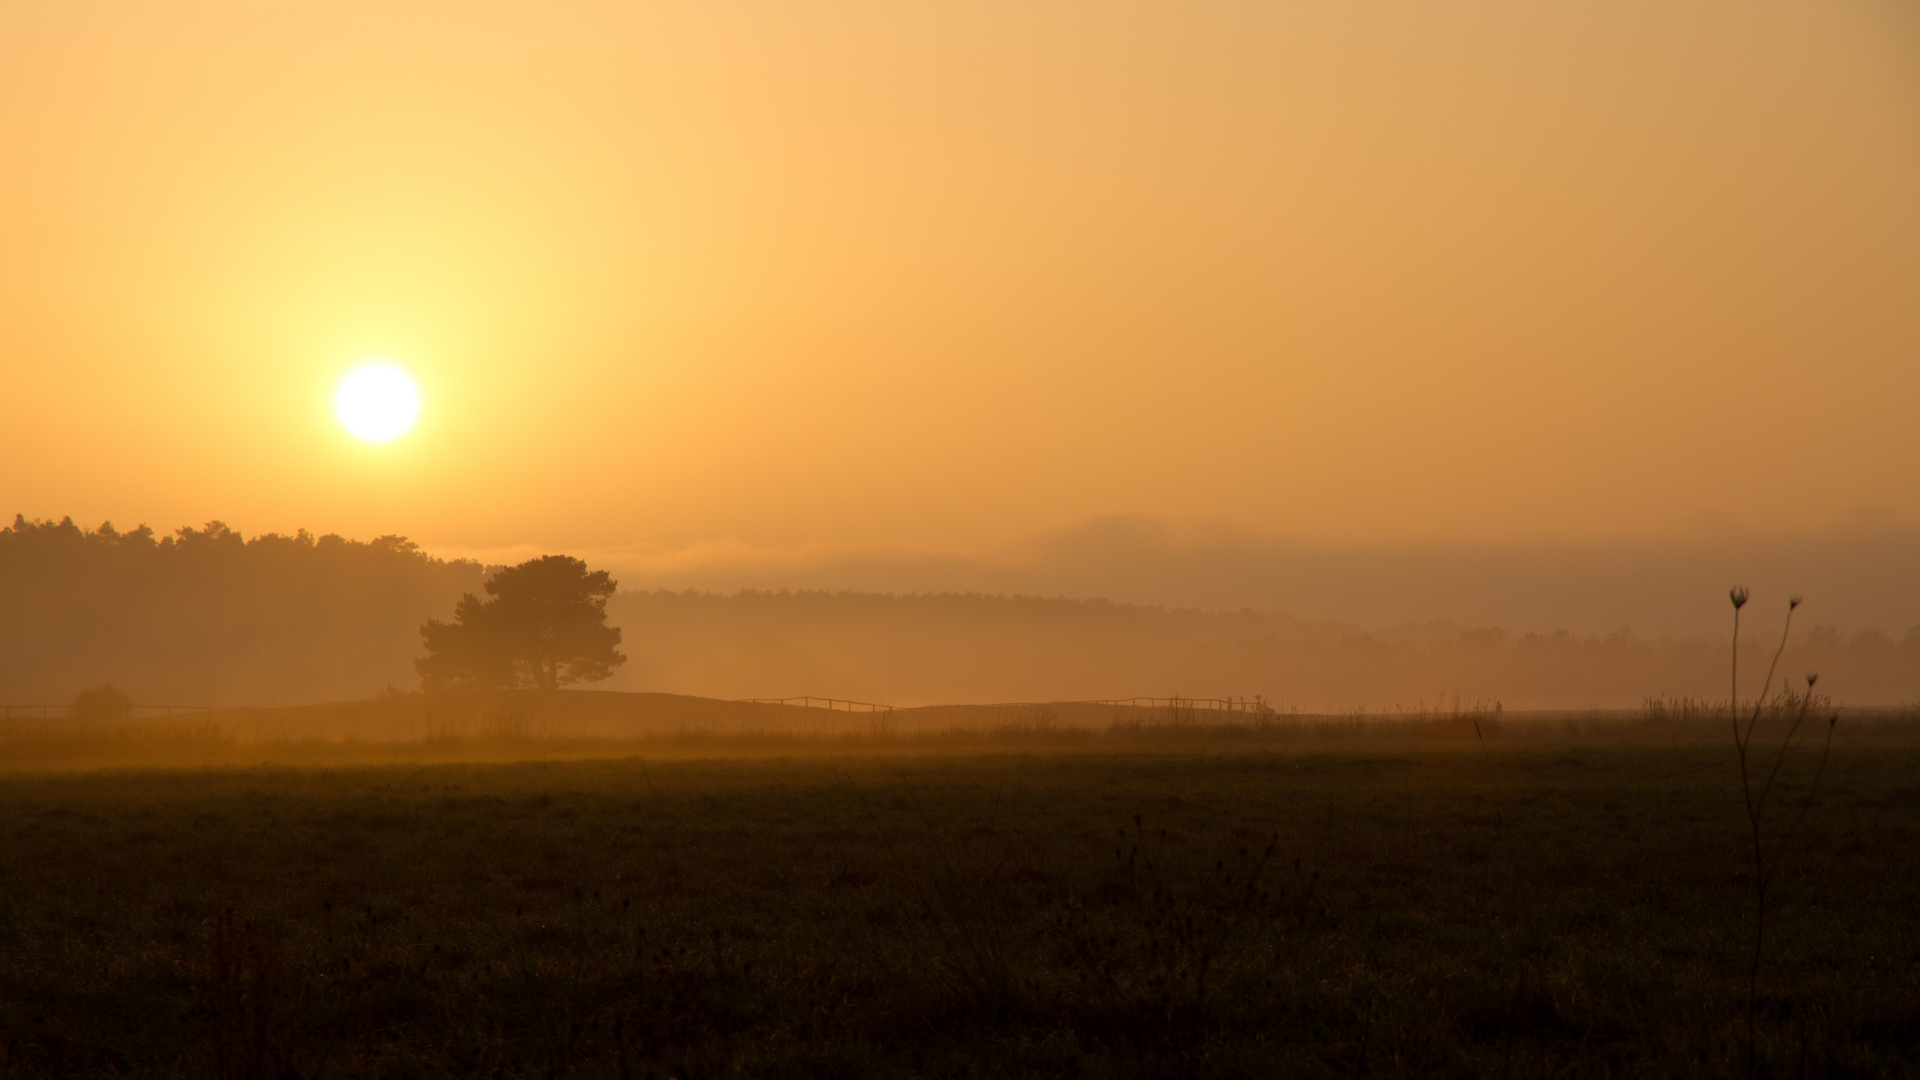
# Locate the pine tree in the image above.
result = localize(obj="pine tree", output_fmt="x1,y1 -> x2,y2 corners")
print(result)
416,556 -> 625,691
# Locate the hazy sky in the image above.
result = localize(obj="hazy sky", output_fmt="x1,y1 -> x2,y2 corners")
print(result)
4,3 -> 1917,597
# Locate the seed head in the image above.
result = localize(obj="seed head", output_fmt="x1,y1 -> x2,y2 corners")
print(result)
1805,673 -> 1818,688
1730,586 -> 1750,610
1789,595 -> 1803,610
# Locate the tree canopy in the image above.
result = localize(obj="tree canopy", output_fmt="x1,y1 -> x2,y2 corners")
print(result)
416,555 -> 625,691
0,515 -> 483,704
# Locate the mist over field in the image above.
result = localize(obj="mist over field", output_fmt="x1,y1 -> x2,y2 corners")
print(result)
602,589 -> 1920,710
575,515 -> 1920,640
6,515 -> 1915,710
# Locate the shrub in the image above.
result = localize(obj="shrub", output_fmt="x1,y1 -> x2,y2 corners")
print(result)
69,683 -> 131,720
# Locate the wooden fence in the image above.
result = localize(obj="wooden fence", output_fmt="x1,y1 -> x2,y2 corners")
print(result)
1067,696 -> 1275,713
737,697 -> 897,713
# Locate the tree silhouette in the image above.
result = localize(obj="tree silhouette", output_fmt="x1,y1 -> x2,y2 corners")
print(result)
70,684 -> 131,720
416,555 -> 625,691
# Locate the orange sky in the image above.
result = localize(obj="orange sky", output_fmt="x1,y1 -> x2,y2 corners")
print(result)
4,1 -> 1917,574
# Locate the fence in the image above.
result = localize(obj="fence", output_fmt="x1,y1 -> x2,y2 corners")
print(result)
1071,696 -> 1276,713
737,697 -> 897,713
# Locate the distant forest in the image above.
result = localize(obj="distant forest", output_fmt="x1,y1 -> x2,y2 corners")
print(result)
0,517 -> 482,705
4,517 -> 1917,709
607,590 -> 1920,709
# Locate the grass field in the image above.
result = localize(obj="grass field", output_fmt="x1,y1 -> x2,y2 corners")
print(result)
0,719 -> 1916,1077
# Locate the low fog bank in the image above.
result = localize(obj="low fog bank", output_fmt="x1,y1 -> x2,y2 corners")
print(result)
5,514 -> 1915,710
602,590 -> 1920,710
600,516 -> 1920,641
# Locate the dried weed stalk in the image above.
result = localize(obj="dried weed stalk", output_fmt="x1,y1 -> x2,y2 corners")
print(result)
1726,587 -> 1838,1073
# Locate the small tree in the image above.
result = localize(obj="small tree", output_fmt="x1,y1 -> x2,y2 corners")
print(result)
70,684 -> 131,719
416,556 -> 625,691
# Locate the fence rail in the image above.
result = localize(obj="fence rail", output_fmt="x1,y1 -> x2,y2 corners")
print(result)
1084,696 -> 1276,713
737,697 -> 897,713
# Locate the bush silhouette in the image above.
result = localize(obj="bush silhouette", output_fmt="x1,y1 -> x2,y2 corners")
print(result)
69,683 -> 131,720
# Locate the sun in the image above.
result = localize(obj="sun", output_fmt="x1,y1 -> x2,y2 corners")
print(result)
335,363 -> 420,442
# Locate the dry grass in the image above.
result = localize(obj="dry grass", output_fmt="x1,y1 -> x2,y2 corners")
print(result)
3,689 -> 1916,773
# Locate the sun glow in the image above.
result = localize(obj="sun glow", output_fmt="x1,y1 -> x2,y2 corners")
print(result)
334,363 -> 420,442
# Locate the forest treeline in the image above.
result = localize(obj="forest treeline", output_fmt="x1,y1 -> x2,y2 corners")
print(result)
0,516 -> 482,705
4,516 -> 1916,708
